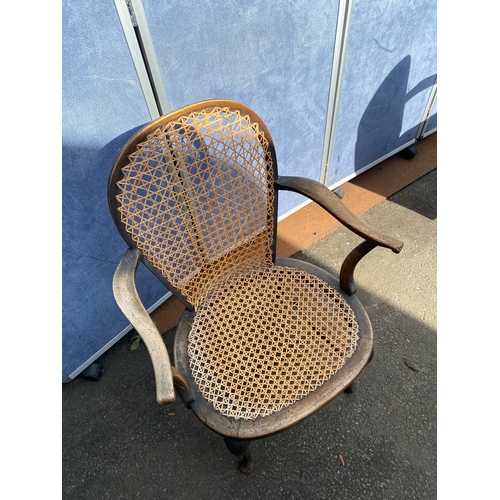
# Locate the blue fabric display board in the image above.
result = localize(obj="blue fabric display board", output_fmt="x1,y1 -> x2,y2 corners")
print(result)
141,0 -> 341,218
327,0 -> 437,186
62,0 -> 436,381
62,1 -> 167,380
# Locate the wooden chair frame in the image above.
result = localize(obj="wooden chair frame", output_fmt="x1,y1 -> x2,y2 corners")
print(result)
108,100 -> 403,471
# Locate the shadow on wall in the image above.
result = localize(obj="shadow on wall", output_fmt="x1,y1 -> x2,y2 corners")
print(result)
62,122 -> 160,379
355,55 -> 436,171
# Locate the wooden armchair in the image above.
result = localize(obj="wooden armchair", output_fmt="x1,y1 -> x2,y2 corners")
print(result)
108,100 -> 403,473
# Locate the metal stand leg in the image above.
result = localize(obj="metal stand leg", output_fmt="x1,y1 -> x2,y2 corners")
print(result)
399,145 -> 418,159
224,437 -> 253,474
81,363 -> 105,381
332,186 -> 345,199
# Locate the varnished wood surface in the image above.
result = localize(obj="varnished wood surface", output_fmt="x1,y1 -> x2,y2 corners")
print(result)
275,175 -> 403,253
113,248 -> 175,404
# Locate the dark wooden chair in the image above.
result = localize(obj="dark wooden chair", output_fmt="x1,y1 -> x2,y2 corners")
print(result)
108,100 -> 403,473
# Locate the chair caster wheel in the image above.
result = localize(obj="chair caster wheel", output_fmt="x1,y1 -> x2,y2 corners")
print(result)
399,145 -> 417,160
344,381 -> 356,394
238,455 -> 253,474
81,363 -> 105,381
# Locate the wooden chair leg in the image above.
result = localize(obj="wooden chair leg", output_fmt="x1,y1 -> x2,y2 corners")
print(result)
343,381 -> 356,393
223,436 -> 253,474
368,346 -> 375,364
345,347 -> 374,394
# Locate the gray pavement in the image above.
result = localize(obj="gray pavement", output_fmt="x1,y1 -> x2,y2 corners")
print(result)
62,168 -> 437,499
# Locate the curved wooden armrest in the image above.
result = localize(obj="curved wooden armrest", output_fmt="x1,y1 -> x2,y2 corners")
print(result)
113,248 -> 175,405
275,175 -> 403,253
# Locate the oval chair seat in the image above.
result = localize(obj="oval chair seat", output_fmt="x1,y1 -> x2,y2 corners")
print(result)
174,257 -> 374,440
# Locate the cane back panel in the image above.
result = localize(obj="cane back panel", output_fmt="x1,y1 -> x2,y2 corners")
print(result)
111,105 -> 276,307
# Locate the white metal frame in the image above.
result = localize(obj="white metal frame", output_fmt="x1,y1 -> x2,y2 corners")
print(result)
114,0 -> 170,119
417,80 -> 437,139
319,0 -> 355,186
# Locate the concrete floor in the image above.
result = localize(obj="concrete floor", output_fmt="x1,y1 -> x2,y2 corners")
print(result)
62,165 -> 437,499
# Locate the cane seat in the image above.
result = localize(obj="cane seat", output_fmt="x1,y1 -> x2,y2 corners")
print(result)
187,264 -> 359,421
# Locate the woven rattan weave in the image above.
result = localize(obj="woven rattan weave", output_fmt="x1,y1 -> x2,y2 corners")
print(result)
188,265 -> 359,421
115,106 -> 275,307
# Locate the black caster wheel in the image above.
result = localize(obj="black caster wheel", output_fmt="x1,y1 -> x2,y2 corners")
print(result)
332,187 -> 345,199
399,145 -> 417,160
81,363 -> 105,381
